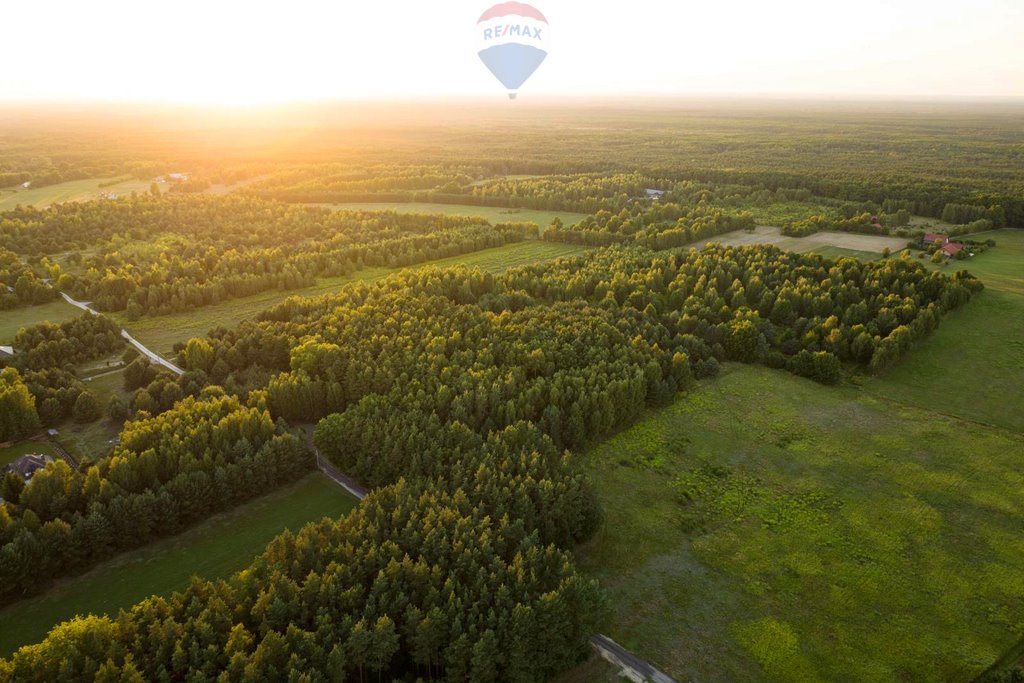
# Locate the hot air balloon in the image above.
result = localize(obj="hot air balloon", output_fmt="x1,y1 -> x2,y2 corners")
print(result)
476,2 -> 548,99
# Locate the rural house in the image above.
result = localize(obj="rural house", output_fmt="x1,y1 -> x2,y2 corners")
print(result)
942,242 -> 966,257
924,232 -> 949,245
0,345 -> 14,358
3,453 -> 52,481
645,188 -> 666,199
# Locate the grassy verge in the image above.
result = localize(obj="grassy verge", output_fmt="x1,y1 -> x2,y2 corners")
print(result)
0,473 -> 358,656
574,364 -> 1024,682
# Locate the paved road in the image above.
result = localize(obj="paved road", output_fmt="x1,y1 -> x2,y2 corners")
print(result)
60,292 -> 183,376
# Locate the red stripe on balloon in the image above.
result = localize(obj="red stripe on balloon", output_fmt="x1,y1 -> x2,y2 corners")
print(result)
477,2 -> 548,23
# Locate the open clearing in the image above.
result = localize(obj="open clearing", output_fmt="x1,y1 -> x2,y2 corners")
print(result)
118,240 -> 587,355
866,228 -> 1024,432
713,225 -> 908,257
0,473 -> 358,656
0,299 -> 82,344
576,364 -> 1024,683
320,201 -> 588,228
0,177 -> 154,211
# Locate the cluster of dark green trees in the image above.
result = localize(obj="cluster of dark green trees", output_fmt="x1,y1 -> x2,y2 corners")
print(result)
940,202 -> 1006,226
0,196 -> 532,316
544,203 -> 755,248
0,249 -> 58,310
9,313 -> 123,371
182,244 -> 978,431
780,212 -> 881,237
0,393 -> 311,605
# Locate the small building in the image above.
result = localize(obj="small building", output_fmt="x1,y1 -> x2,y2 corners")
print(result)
47,428 -> 59,437
168,172 -> 189,181
942,242 -> 965,257
0,345 -> 14,358
3,454 -> 53,481
644,188 -> 666,200
20,181 -> 31,189
4,284 -> 13,293
924,233 -> 949,245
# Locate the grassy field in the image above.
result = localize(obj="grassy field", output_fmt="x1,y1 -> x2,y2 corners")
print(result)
0,299 -> 82,344
0,440 -> 60,469
866,228 -> 1024,432
118,240 -> 588,355
575,364 -> 1024,683
320,201 -> 588,229
714,225 -> 907,257
0,177 -> 153,211
0,473 -> 358,656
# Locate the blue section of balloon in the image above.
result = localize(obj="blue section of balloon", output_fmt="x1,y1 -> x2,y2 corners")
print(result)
478,44 -> 547,92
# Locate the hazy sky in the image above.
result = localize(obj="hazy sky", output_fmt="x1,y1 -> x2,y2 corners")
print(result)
1,0 -> 1021,103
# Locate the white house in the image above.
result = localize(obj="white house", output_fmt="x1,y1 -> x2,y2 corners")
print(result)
0,345 -> 14,358
20,181 -> 31,189
645,188 -> 666,200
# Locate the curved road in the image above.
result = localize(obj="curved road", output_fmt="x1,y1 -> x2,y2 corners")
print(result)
60,292 -> 184,376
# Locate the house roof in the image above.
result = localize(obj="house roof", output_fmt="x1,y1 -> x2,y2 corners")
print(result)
942,242 -> 965,256
924,233 -> 948,244
4,453 -> 52,479
0,345 -> 13,356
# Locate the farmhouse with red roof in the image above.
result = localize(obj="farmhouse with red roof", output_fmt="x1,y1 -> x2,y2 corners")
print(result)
942,242 -> 965,257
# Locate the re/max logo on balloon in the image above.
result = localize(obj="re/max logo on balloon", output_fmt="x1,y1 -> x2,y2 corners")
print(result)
476,2 -> 549,100
482,24 -> 544,41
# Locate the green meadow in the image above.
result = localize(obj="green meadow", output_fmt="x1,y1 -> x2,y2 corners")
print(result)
0,299 -> 82,345
0,177 -> 153,211
576,364 -> 1024,682
0,473 -> 357,657
866,229 -> 1024,432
